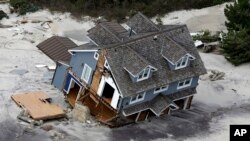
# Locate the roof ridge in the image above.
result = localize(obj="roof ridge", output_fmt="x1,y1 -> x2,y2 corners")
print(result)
104,25 -> 186,50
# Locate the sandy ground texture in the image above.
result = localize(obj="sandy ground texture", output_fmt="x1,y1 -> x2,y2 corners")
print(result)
152,3 -> 231,33
1,2 -> 250,141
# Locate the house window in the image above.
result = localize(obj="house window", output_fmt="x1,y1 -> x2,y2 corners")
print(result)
177,78 -> 193,89
130,92 -> 145,104
81,64 -> 92,83
137,68 -> 150,82
154,85 -> 169,94
175,56 -> 188,69
104,60 -> 109,69
94,52 -> 99,60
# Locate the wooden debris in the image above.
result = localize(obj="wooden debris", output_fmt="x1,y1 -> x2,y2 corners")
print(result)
12,91 -> 65,120
17,115 -> 43,126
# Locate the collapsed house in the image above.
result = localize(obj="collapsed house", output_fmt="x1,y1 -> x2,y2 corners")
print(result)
37,12 -> 206,126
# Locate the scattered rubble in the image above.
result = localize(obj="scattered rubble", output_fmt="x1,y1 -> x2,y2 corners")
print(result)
200,69 -> 225,81
209,70 -> 225,81
203,41 -> 220,53
70,103 -> 91,123
40,124 -> 53,131
17,115 -> 43,126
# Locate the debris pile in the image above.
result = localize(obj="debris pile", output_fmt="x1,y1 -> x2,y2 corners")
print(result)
12,91 -> 65,120
68,103 -> 91,123
200,69 -> 225,81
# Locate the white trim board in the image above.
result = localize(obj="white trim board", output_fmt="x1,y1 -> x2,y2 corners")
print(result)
81,64 -> 92,83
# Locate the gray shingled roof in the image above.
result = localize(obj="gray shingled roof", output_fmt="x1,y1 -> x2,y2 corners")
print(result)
87,24 -> 121,46
37,36 -> 77,62
123,88 -> 196,116
161,37 -> 188,63
106,25 -> 206,97
123,47 -> 155,76
100,21 -> 127,36
126,12 -> 159,33
85,13 -> 206,98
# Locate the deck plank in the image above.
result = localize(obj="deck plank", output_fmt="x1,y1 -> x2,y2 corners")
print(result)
12,91 -> 65,120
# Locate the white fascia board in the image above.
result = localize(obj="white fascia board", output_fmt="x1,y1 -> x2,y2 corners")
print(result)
68,49 -> 98,55
186,53 -> 196,60
124,65 -> 156,78
57,61 -> 70,67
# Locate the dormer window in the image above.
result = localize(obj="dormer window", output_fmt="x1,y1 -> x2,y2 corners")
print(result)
175,56 -> 188,70
137,67 -> 150,82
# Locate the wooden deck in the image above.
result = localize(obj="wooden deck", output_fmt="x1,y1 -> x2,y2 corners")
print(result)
12,91 -> 65,120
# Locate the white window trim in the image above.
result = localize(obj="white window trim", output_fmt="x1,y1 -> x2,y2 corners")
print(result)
175,56 -> 188,70
177,78 -> 193,90
81,64 -> 92,83
137,68 -> 150,82
104,60 -> 109,69
154,85 -> 169,94
129,92 -> 145,104
94,52 -> 99,60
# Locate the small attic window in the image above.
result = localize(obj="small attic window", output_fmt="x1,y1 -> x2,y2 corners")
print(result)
94,52 -> 99,60
104,60 -> 109,69
137,67 -> 150,82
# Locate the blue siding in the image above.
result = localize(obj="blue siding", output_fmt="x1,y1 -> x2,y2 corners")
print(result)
166,60 -> 176,70
52,62 -> 68,90
63,72 -> 83,93
121,76 -> 199,108
69,52 -> 98,85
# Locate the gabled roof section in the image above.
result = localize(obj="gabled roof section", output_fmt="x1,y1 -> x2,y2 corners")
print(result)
87,21 -> 127,46
126,12 -> 159,33
100,21 -> 128,36
123,47 -> 156,76
105,25 -> 206,97
161,37 -> 188,64
37,36 -> 77,62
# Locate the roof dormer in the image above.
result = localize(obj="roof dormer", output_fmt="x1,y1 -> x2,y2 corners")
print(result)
161,37 -> 195,70
123,47 -> 157,82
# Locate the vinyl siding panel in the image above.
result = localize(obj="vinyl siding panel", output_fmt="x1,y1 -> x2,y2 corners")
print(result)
69,52 -> 98,85
52,62 -> 68,90
121,76 -> 199,108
